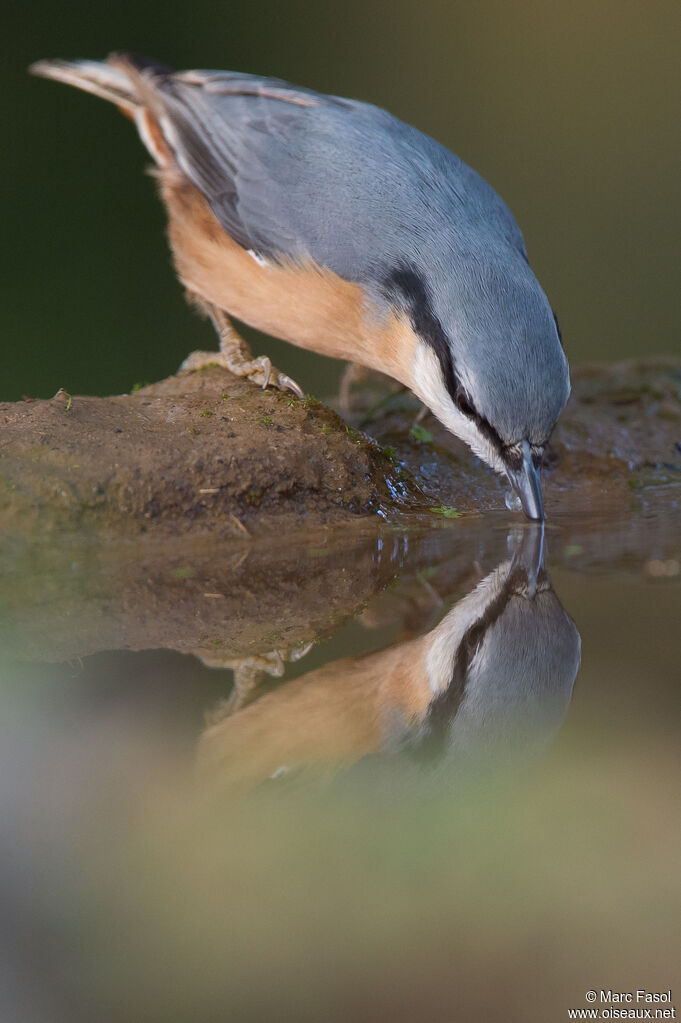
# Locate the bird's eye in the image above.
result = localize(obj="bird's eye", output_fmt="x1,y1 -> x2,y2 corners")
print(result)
531,444 -> 545,469
452,384 -> 475,419
502,442 -> 545,471
502,443 -> 523,471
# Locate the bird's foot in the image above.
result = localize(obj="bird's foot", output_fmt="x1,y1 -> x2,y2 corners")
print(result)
202,643 -> 314,721
180,299 -> 304,397
179,348 -> 303,397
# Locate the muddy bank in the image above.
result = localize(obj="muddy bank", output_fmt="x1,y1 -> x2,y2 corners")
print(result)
1,357 -> 679,540
0,368 -> 421,540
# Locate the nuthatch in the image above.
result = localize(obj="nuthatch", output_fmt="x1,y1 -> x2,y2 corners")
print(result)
197,527 -> 581,790
31,53 -> 571,520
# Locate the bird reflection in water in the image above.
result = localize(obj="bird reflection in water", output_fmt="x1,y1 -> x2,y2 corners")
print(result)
198,527 -> 581,792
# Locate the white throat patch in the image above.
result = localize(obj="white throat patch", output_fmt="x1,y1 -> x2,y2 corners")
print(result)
410,343 -> 506,475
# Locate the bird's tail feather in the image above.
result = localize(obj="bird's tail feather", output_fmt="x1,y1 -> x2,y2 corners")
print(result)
29,58 -> 140,116
29,56 -> 179,166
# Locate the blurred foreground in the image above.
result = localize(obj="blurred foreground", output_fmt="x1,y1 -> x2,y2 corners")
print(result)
1,506 -> 679,1021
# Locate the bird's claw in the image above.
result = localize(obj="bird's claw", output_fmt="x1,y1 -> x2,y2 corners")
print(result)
288,641 -> 313,661
181,350 -> 303,398
277,373 -> 305,399
202,642 -> 314,722
250,360 -> 304,398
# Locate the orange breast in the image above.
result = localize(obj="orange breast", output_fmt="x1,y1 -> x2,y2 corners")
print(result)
197,635 -> 434,790
159,171 -> 419,388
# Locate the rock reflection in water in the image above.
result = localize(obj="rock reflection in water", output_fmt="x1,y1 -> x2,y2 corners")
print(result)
198,528 -> 581,791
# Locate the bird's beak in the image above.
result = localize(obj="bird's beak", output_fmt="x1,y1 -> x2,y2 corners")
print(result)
507,440 -> 544,521
511,519 -> 545,597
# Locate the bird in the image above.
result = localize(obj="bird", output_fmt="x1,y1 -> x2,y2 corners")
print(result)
196,526 -> 581,792
30,53 -> 571,521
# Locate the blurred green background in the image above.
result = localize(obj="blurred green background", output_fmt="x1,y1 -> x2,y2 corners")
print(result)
4,0 -> 680,402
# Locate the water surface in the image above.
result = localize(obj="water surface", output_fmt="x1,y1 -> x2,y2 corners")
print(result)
1,506 -> 679,1021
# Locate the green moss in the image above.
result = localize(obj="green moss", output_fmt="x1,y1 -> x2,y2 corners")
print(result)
130,382 -> 150,394
344,425 -> 364,445
199,409 -> 213,418
257,631 -> 284,647
244,488 -> 263,507
410,423 -> 434,444
171,566 -> 195,580
564,544 -> 583,557
429,505 -> 461,519
280,390 -> 302,407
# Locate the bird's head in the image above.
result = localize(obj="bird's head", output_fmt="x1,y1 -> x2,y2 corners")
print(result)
397,255 -> 570,520
423,525 -> 581,761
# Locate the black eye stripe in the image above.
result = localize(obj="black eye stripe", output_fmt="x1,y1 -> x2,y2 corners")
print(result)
382,262 -> 505,456
453,384 -> 505,454
501,444 -> 546,472
411,564 -> 548,758
381,263 -> 458,394
503,447 -> 524,472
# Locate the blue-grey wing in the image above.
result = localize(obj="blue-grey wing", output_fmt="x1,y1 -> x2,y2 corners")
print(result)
152,68 -> 527,284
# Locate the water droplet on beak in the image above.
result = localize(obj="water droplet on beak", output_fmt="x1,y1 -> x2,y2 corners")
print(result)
505,489 -> 522,512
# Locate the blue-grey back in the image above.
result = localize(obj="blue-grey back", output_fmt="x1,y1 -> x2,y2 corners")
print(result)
161,73 -> 526,278
158,70 -> 568,443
